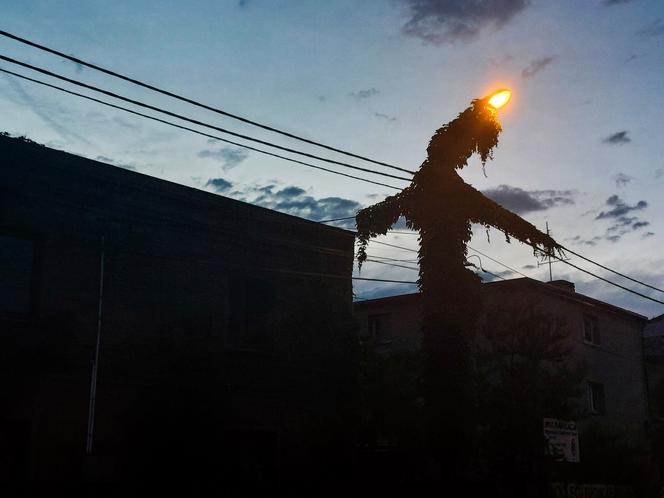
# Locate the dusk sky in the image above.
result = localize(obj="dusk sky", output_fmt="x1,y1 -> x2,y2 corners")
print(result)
2,0 -> 664,317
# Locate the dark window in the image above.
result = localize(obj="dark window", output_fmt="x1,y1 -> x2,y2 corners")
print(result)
583,314 -> 600,345
0,235 -> 34,315
227,274 -> 275,351
368,314 -> 391,345
588,381 -> 605,414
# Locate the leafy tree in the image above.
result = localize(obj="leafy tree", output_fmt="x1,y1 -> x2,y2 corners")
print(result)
473,304 -> 584,496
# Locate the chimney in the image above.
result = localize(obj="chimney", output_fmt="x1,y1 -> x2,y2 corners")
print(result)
548,280 -> 575,292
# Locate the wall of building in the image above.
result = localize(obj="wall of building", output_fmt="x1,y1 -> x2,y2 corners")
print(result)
354,280 -> 649,441
0,136 -> 357,490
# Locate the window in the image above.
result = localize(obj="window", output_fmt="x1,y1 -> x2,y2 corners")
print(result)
0,235 -> 34,315
588,381 -> 605,414
368,314 -> 391,345
227,273 -> 276,351
583,314 -> 600,345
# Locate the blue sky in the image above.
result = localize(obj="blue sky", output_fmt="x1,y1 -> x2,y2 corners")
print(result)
2,0 -> 664,316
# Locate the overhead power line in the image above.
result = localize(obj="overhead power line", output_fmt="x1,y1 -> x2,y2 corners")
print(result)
0,54 -> 411,183
0,51 -> 657,307
0,30 -> 415,175
467,245 -> 530,279
321,220 -> 662,307
557,258 -> 664,306
518,241 -> 664,307
560,244 -> 664,296
365,258 -> 419,272
0,68 -> 401,191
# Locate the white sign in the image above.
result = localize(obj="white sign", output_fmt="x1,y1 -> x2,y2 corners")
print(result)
544,418 -> 579,463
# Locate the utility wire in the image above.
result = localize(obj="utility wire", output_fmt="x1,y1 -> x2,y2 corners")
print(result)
365,255 -> 418,263
0,55 -> 411,183
467,245 -> 530,279
317,216 -> 357,223
560,244 -> 664,296
2,57 -> 657,305
518,241 -> 664,307
364,258 -> 419,271
0,29 -> 415,175
557,258 -> 664,306
0,68 -> 401,191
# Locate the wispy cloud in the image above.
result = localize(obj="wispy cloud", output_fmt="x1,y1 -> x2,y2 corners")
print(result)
374,112 -> 397,121
482,185 -> 576,214
4,75 -> 92,146
521,55 -> 557,79
602,130 -> 631,145
206,178 -> 233,192
204,178 -> 362,227
400,0 -> 530,44
636,19 -> 664,38
596,195 -> 647,219
593,194 -> 652,242
350,88 -> 379,100
197,146 -> 250,170
612,172 -> 632,187
602,0 -> 636,6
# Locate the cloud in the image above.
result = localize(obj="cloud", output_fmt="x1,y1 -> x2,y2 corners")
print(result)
206,178 -> 233,192
482,185 -> 576,214
636,19 -> 664,38
204,178 -> 362,227
656,168 -> 663,179
350,88 -> 379,100
374,112 -> 397,121
4,75 -> 92,146
400,0 -> 530,44
595,195 -> 647,219
489,54 -> 514,66
521,55 -> 557,79
197,147 -> 250,170
94,155 -> 136,170
594,195 -> 651,239
612,173 -> 632,187
61,57 -> 84,73
602,131 -> 631,145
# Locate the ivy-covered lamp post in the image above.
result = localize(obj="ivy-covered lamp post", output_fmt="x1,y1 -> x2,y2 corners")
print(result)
355,89 -> 560,481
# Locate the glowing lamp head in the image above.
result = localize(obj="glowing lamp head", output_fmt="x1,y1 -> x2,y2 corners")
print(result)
487,89 -> 511,110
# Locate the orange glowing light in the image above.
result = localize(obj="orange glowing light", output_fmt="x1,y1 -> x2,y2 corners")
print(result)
487,89 -> 512,110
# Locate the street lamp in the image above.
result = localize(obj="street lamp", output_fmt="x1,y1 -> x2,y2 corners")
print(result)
488,89 -> 512,110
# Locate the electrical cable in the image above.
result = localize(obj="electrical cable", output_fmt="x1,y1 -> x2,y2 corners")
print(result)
560,244 -> 664,295
2,56 -> 659,305
0,55 -> 412,183
0,29 -> 415,175
0,67 -> 401,191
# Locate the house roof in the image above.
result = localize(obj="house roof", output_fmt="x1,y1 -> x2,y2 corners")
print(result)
354,277 -> 647,322
0,134 -> 355,240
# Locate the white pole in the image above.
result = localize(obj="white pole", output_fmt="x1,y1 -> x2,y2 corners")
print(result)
86,235 -> 105,454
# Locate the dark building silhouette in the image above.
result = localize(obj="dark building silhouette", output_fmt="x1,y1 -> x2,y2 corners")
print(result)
0,134 -> 357,492
355,278 -> 650,440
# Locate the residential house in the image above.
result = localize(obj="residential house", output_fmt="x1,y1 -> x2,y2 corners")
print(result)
354,278 -> 650,440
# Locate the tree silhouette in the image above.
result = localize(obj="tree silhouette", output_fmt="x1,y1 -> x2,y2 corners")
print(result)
355,95 -> 560,479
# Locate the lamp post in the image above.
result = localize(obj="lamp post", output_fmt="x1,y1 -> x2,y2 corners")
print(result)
355,88 -> 558,483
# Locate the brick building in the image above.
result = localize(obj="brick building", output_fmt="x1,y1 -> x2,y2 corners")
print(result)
354,278 -> 650,439
0,135 -> 357,492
